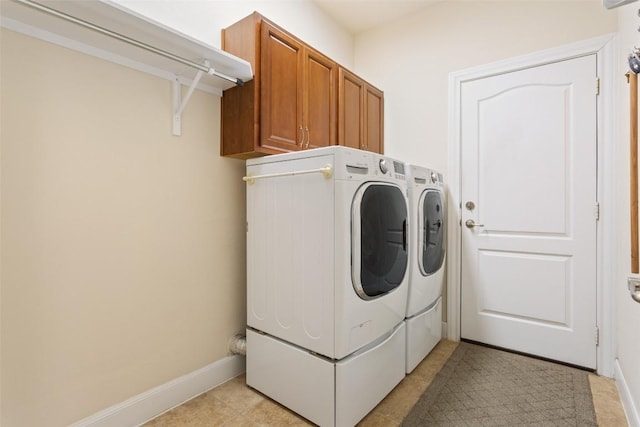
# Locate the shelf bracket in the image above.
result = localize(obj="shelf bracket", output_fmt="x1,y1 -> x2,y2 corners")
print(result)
172,60 -> 210,136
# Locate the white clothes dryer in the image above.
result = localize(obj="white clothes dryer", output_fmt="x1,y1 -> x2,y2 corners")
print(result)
245,146 -> 409,426
405,164 -> 446,374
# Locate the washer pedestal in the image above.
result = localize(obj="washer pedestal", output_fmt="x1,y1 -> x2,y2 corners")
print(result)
247,323 -> 406,427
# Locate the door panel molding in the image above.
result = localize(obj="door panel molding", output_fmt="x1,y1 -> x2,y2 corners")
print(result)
447,33 -> 617,376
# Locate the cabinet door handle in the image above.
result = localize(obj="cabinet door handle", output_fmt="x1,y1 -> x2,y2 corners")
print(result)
304,127 -> 310,149
299,126 -> 304,148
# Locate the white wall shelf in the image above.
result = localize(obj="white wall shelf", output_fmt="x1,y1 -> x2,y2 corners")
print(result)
1,0 -> 254,135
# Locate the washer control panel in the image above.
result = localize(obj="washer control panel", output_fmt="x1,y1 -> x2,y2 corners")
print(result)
377,158 -> 405,181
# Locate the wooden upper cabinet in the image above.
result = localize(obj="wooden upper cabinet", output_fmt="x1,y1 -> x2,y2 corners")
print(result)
260,22 -> 303,153
365,84 -> 384,154
339,68 -> 364,151
338,68 -> 384,154
221,13 -> 382,158
304,48 -> 337,150
221,13 -> 338,159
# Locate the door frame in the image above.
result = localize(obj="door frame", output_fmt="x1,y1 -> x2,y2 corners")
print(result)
447,34 -> 617,376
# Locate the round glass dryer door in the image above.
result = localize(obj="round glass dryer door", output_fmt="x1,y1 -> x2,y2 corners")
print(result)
419,189 -> 446,276
352,182 -> 408,299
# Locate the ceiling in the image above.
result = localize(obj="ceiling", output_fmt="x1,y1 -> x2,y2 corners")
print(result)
312,0 -> 441,34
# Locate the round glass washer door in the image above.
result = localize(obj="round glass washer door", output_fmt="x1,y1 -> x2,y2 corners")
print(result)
352,182 -> 408,300
419,189 -> 446,276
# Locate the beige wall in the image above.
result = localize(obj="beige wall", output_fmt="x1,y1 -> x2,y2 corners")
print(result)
354,1 -> 617,173
0,30 -> 249,425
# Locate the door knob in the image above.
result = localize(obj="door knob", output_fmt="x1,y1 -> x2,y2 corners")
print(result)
628,277 -> 640,303
465,219 -> 485,229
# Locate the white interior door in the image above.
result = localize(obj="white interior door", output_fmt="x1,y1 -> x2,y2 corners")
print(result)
460,54 -> 598,369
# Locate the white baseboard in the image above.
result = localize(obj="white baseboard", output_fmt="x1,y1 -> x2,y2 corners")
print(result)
69,355 -> 246,427
615,358 -> 640,427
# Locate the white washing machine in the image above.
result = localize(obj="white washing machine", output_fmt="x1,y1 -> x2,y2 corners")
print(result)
245,146 -> 409,426
405,164 -> 446,374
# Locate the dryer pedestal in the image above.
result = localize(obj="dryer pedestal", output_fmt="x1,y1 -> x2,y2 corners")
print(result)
247,323 -> 406,427
404,164 -> 446,374
405,297 -> 442,374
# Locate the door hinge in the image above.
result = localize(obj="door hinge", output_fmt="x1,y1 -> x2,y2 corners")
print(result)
595,202 -> 600,221
595,326 -> 600,346
596,77 -> 600,95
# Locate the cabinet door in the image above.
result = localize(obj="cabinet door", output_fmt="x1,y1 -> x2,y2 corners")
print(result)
338,68 -> 364,150
260,22 -> 303,153
365,85 -> 384,154
304,48 -> 337,150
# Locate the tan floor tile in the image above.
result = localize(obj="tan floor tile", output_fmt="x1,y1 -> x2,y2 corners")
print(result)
227,398 -> 312,427
357,411 -> 399,427
206,375 -> 264,413
589,374 -> 629,427
409,340 -> 458,384
144,391 -> 239,426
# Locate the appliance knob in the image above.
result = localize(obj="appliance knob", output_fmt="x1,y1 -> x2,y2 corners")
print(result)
431,172 -> 438,183
379,159 -> 388,174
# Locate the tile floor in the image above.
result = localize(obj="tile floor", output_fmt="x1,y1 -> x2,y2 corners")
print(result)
144,340 -> 628,426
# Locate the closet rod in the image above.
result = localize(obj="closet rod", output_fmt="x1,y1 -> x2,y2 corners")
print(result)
13,0 -> 244,86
